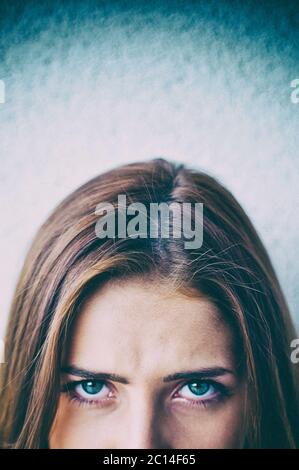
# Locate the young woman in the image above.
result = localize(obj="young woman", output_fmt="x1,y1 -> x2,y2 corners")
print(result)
0,158 -> 298,448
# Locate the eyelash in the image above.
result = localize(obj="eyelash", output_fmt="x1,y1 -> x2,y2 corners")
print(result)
61,379 -> 231,410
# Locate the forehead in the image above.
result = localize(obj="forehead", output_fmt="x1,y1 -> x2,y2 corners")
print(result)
67,279 -> 235,378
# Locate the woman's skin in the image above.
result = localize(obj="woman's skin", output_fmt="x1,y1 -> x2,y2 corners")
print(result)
49,279 -> 247,449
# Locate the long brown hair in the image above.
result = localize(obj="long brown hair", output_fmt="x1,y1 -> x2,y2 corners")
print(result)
0,158 -> 298,448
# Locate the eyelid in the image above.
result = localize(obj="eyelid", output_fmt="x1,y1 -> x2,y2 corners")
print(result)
175,378 -> 226,391
61,378 -> 114,394
173,378 -> 231,401
62,377 -> 228,392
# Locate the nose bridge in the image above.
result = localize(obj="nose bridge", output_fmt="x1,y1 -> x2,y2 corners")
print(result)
124,388 -> 167,449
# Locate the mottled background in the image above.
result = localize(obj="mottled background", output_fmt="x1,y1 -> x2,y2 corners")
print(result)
0,0 -> 298,337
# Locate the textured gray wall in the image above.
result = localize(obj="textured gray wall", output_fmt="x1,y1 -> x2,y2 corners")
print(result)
0,0 -> 298,337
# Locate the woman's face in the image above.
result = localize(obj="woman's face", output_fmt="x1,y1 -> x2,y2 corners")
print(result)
49,279 -> 247,449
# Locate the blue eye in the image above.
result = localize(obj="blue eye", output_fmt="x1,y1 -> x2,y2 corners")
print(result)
81,381 -> 104,395
76,380 -> 110,401
175,380 -> 221,405
63,380 -> 113,405
188,382 -> 211,396
62,378 -> 230,410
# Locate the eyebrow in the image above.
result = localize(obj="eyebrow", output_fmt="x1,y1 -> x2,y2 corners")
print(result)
61,366 -> 234,384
